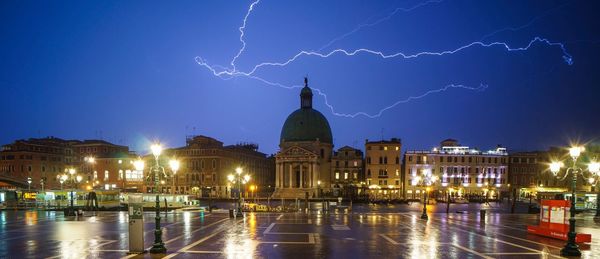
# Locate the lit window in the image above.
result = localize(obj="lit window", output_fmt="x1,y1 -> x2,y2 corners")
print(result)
344,172 -> 348,179
104,170 -> 109,180
335,172 -> 339,179
395,147 -> 399,151
384,146 -> 388,151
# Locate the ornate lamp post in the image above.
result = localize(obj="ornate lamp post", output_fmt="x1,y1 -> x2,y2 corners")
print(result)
413,168 -> 437,220
169,159 -> 180,195
549,146 -> 600,256
27,177 -> 32,191
147,143 -> 168,254
85,156 -> 96,187
59,176 -> 65,190
62,168 -> 82,216
227,167 -> 250,217
118,159 -> 125,189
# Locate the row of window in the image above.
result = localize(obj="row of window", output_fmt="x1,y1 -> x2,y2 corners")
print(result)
366,169 -> 400,177
365,179 -> 401,186
365,156 -> 400,164
334,171 -> 358,180
334,160 -> 359,167
366,146 -> 400,151
0,155 -> 73,163
408,155 -> 506,164
187,159 -> 218,170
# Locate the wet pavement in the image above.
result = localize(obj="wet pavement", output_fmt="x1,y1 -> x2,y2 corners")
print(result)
1,205 -> 600,258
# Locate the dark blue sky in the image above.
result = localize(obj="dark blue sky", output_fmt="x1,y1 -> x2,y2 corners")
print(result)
1,0 -> 599,154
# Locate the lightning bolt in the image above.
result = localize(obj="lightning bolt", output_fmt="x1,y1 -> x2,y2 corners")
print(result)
312,84 -> 489,118
195,0 -> 573,118
230,0 -> 261,71
317,0 -> 444,51
480,2 -> 572,41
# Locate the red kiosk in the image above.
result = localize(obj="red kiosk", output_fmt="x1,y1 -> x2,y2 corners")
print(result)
527,200 -> 591,243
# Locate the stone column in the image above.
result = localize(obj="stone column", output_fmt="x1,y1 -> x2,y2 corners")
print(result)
289,164 -> 293,188
309,162 -> 313,188
279,163 -> 283,188
312,163 -> 317,186
275,162 -> 280,188
300,164 -> 303,188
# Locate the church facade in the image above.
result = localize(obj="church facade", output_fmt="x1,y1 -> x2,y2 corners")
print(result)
271,78 -> 333,199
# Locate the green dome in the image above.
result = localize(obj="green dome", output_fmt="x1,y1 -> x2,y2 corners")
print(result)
280,108 -> 333,143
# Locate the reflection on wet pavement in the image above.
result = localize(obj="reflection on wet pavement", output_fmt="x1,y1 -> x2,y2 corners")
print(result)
0,208 -> 599,258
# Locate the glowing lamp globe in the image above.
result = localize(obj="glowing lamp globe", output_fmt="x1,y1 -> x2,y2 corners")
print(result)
151,143 -> 163,158
588,162 -> 600,174
549,161 -> 563,174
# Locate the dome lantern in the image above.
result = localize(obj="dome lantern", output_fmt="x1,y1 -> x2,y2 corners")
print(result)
300,77 -> 313,109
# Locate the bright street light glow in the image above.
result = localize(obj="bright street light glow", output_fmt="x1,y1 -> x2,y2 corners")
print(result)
550,161 -> 563,174
151,143 -> 163,157
569,146 -> 583,159
227,174 -> 235,182
169,159 -> 180,172
134,159 -> 145,171
236,167 -> 243,175
588,161 -> 600,174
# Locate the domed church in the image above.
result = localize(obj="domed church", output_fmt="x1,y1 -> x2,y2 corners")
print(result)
272,77 -> 333,199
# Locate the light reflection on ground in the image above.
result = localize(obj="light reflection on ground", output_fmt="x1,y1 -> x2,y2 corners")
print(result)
0,208 -> 599,258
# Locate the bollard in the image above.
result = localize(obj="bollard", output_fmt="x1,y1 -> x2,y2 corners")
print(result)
229,209 -> 234,218
480,209 -> 486,220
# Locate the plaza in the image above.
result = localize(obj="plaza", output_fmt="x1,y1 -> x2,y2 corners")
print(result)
1,203 -> 600,258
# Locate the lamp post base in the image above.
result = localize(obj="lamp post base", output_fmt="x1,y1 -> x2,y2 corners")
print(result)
560,243 -> 581,257
236,208 -> 244,218
420,213 -> 428,220
149,243 -> 167,254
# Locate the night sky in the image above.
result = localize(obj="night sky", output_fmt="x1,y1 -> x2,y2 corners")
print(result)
1,0 -> 599,155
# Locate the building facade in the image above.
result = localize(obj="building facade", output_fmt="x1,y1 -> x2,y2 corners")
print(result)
404,139 -> 509,200
272,78 -> 333,199
509,146 -> 600,204
365,138 -> 402,199
152,135 -> 275,197
0,137 -> 134,191
331,146 -> 364,198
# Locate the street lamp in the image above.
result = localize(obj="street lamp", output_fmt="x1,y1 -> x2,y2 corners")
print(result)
318,180 -> 324,214
27,177 -> 32,191
118,159 -> 125,189
59,175 -> 66,190
85,156 -> 96,187
62,168 -> 82,216
147,142 -> 168,254
548,146 -> 599,256
588,160 -> 600,218
227,167 -> 250,217
250,185 -> 257,202
415,168 -> 437,220
169,159 -> 180,195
